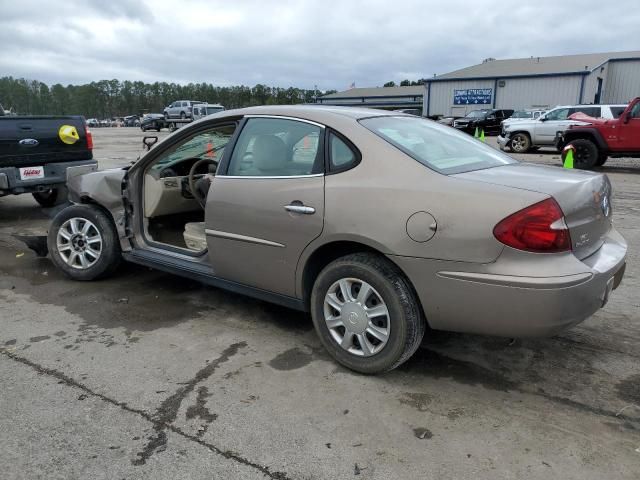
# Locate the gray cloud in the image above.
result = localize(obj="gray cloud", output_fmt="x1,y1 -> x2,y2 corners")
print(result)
0,0 -> 637,90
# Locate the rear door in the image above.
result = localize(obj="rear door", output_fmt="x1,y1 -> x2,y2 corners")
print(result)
205,116 -> 325,297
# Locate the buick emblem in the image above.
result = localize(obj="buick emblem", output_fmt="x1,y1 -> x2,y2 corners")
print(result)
348,312 -> 359,326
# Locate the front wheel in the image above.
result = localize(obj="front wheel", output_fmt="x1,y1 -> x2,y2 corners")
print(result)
47,204 -> 121,281
310,253 -> 425,374
568,138 -> 599,169
510,133 -> 531,153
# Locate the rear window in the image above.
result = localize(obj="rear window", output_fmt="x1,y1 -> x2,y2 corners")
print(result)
360,116 -> 516,175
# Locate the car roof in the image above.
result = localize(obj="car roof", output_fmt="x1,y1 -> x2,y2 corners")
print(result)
212,104 -> 400,123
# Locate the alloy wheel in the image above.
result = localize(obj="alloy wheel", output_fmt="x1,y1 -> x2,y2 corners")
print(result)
56,217 -> 103,269
323,278 -> 390,357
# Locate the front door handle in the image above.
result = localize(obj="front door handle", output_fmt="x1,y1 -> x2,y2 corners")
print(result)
285,204 -> 315,214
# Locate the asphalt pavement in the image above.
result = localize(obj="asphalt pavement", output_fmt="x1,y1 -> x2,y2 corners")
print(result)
1,127 -> 639,479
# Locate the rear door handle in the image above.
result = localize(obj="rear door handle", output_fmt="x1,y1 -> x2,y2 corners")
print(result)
285,204 -> 315,214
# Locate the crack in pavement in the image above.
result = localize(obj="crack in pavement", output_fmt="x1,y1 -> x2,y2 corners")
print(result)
0,346 -> 292,480
133,342 -> 246,466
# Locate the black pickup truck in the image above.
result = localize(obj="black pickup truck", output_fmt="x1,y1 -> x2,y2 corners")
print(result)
0,115 -> 97,206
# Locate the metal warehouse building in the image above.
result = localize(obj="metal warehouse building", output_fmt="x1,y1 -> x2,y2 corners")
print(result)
319,50 -> 640,117
316,85 -> 424,110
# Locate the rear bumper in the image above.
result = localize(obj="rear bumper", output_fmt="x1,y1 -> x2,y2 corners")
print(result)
390,228 -> 627,338
0,159 -> 97,196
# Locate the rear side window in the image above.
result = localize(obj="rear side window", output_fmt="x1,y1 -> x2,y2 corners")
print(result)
329,132 -> 358,171
360,116 -> 516,175
575,107 -> 600,117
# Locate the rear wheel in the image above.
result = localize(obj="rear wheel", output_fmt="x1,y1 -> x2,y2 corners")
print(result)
569,138 -> 598,169
180,112 -> 186,119
310,253 -> 425,374
33,187 -> 67,207
47,205 -> 121,281
510,133 -> 531,153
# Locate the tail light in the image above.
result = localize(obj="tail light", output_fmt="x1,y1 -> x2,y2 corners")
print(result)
493,198 -> 571,253
85,126 -> 93,151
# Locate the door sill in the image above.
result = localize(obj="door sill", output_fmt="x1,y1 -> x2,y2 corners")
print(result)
122,250 -> 307,312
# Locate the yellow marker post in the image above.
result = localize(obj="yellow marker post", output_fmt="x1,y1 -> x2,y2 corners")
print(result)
480,129 -> 485,142
58,125 -> 79,145
563,148 -> 574,169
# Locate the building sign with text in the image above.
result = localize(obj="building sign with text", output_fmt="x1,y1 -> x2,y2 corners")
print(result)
453,88 -> 492,105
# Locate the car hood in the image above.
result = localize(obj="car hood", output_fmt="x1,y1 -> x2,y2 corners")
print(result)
567,112 -> 610,125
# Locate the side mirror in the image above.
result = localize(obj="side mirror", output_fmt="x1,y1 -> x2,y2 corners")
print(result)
143,136 -> 158,151
623,112 -> 632,124
539,116 -> 547,122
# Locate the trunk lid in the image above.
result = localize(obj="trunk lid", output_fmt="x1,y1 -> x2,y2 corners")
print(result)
0,116 -> 92,168
454,163 -> 612,259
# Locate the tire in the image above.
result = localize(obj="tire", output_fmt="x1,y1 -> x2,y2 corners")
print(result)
568,138 -> 598,169
310,253 -> 425,374
47,204 -> 121,281
33,187 -> 68,207
510,132 -> 531,153
180,112 -> 186,119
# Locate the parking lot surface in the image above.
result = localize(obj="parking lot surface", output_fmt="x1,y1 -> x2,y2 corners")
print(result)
1,128 -> 639,479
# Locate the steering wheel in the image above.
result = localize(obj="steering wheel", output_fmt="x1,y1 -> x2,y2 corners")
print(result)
188,158 -> 218,209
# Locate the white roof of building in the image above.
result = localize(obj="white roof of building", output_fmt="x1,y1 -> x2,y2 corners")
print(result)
434,50 -> 640,80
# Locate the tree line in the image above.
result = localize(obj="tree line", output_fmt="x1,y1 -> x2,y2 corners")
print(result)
0,77 -> 339,118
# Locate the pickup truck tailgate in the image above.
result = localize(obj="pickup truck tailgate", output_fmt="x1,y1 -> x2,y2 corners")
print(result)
0,116 -> 92,168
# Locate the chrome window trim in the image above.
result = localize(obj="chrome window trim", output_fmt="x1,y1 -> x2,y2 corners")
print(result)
205,229 -> 285,248
243,114 -> 326,128
216,173 -> 324,179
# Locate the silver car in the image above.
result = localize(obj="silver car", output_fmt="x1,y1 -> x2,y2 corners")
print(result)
163,100 -> 204,119
46,106 -> 627,373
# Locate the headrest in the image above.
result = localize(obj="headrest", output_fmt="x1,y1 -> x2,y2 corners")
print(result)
252,135 -> 287,173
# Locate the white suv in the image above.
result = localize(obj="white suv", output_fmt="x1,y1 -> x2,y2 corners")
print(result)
498,104 -> 627,153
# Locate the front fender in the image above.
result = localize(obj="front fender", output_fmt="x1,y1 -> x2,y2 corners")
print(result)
67,168 -> 130,251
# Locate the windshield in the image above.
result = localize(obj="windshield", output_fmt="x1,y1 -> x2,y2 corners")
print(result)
511,110 -> 533,119
465,110 -> 489,118
360,116 -> 516,175
205,106 -> 224,115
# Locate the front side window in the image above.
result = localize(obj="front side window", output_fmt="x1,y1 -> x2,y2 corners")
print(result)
544,108 -> 570,121
360,116 -> 516,175
227,118 -> 323,176
465,110 -> 489,118
150,124 -> 236,173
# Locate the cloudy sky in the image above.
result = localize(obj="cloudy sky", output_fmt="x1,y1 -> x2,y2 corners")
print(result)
0,0 -> 637,90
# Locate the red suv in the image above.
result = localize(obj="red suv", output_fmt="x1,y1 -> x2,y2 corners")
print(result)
557,97 -> 640,169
